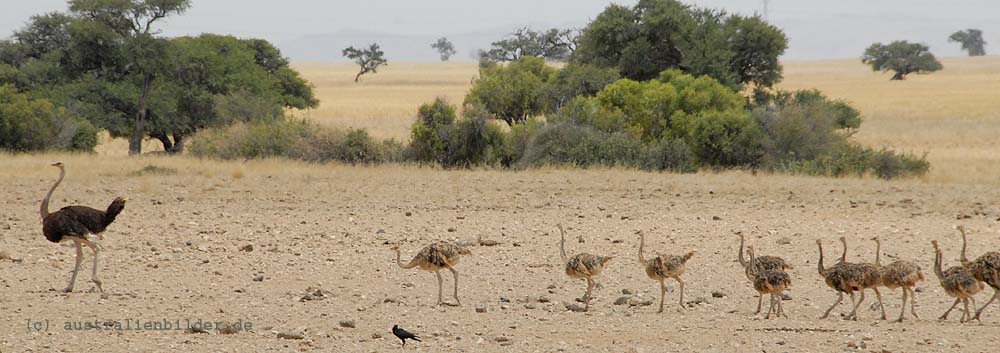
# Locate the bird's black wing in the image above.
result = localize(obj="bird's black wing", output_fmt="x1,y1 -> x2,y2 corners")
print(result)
58,206 -> 108,234
42,211 -> 92,243
394,327 -> 419,340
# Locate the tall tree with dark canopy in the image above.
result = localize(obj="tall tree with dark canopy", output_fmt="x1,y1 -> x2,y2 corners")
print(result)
949,29 -> 987,56
430,37 -> 456,61
483,27 -> 577,62
572,0 -> 786,89
343,43 -> 387,82
862,41 -> 943,80
68,0 -> 192,155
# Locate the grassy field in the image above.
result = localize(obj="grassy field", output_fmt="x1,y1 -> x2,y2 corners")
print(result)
289,57 -> 1000,184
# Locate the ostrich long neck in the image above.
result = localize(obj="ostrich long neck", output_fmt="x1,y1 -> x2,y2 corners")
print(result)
960,227 -> 970,266
874,239 -> 882,267
839,238 -> 848,263
737,234 -> 747,267
817,242 -> 826,275
394,248 -> 417,269
638,232 -> 646,264
748,249 -> 759,276
933,247 -> 944,280
40,166 -> 65,221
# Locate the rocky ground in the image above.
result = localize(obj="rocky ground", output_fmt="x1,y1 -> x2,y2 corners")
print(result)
2,161 -> 999,352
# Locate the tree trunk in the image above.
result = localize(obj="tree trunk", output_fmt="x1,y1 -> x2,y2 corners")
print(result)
354,71 -> 363,82
890,71 -> 906,81
152,132 -> 173,151
129,74 -> 152,155
169,133 -> 185,154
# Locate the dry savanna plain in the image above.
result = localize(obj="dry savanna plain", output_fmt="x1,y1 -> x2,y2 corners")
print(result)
3,57 -> 1000,352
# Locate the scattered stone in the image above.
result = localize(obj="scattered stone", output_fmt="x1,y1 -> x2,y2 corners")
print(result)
781,293 -> 792,301
238,244 -> 253,252
500,304 -> 511,310
524,303 -> 537,309
405,211 -> 412,216
478,237 -> 500,246
611,239 -> 623,244
614,296 -> 631,306
565,303 -> 587,312
372,333 -> 382,339
687,297 -> 708,306
914,287 -> 923,293
776,237 -> 792,245
339,320 -> 356,329
253,275 -> 264,282
383,297 -> 399,304
300,287 -> 329,302
218,322 -> 240,335
376,229 -> 385,234
499,296 -> 510,303
476,306 -> 488,313
186,327 -> 210,334
447,227 -> 457,232
277,331 -> 304,340
538,296 -> 551,303
622,288 -> 634,295
712,291 -> 726,298
0,251 -> 10,261
627,298 -> 653,307
712,216 -> 722,221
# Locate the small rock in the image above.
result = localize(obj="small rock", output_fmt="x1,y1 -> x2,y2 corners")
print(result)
372,333 -> 382,339
847,342 -> 858,349
186,327 -> 210,334
781,293 -> 792,300
622,289 -> 634,295
476,306 -> 488,313
218,322 -> 239,335
524,303 -> 537,309
712,216 -> 722,220
496,336 -> 511,343
914,287 -> 923,293
627,298 -> 653,307
687,297 -> 708,305
339,320 -> 356,328
405,211 -> 412,216
565,303 -> 587,312
613,296 -> 631,306
776,237 -> 792,245
376,229 -> 385,234
383,297 -> 399,303
711,291 -> 726,298
447,227 -> 456,232
499,296 -> 510,303
277,331 -> 304,340
253,275 -> 264,282
538,296 -> 551,303
238,244 -> 253,252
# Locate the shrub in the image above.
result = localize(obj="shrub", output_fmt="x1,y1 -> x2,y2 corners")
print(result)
642,138 -> 697,172
465,56 -> 554,125
409,98 -> 457,163
408,99 -> 508,168
682,110 -> 763,167
189,119 -> 401,164
540,63 -> 619,114
519,123 -> 644,168
0,84 -> 96,152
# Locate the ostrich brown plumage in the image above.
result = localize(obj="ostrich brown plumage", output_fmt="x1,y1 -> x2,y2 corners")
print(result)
747,246 -> 791,319
559,224 -> 613,312
957,226 -> 1000,320
873,237 -> 925,322
392,241 -> 471,306
638,231 -> 694,313
40,162 -> 126,293
816,239 -> 866,320
736,231 -> 792,313
932,240 -> 984,322
839,236 -> 886,320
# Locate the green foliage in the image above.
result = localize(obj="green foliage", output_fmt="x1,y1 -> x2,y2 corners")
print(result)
0,84 -> 96,152
862,41 -> 943,80
189,119 -> 401,164
949,29 -> 987,57
573,0 -> 786,89
408,99 -> 507,167
540,63 -> 619,114
343,43 -> 387,82
465,56 -> 555,125
552,70 -> 743,143
430,37 -> 456,61
518,122 -> 695,172
682,110 -> 762,167
483,27 -> 577,62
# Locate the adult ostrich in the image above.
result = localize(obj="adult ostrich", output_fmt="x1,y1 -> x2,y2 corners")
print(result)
40,162 -> 126,293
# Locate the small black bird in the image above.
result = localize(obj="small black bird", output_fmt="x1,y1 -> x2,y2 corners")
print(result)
392,325 -> 421,347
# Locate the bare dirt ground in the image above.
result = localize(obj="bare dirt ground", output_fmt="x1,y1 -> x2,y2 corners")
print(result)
2,156 -> 999,352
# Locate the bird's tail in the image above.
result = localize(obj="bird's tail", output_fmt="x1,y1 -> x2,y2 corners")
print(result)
412,336 -> 421,342
102,197 -> 127,228
682,251 -> 695,262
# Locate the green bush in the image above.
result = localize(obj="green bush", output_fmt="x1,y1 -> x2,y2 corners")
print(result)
409,97 -> 457,163
0,84 -> 96,152
642,138 -> 697,172
189,119 -> 401,164
682,110 -> 763,167
519,122 -> 644,168
465,56 -> 555,125
408,99 -> 508,168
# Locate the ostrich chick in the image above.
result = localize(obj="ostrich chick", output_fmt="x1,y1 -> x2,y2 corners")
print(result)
736,231 -> 792,314
638,230 -> 694,313
559,224 -> 613,312
873,237 -> 925,322
748,246 -> 791,319
957,226 -> 1000,320
816,239 -> 865,320
393,241 -> 471,306
932,240 -> 984,322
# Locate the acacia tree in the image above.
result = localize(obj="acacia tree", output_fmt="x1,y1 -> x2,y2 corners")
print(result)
430,37 -> 456,61
862,41 -> 943,80
342,43 -> 387,82
949,29 -> 987,56
68,0 -> 192,155
483,27 -> 578,62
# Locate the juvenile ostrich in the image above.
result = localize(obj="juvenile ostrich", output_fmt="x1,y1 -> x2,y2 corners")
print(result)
747,246 -> 791,318
638,230 -> 694,313
873,237 -> 925,322
816,239 -> 865,320
392,241 -> 471,306
957,226 -> 1000,320
40,162 -> 126,293
736,231 -> 792,313
559,224 -> 613,311
932,240 -> 984,322
841,236 -> 886,320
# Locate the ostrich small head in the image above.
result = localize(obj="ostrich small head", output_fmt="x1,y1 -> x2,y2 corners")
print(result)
815,239 -> 822,246
51,161 -> 64,168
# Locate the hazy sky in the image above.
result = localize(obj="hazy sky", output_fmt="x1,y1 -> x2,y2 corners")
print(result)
2,0 -> 998,61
